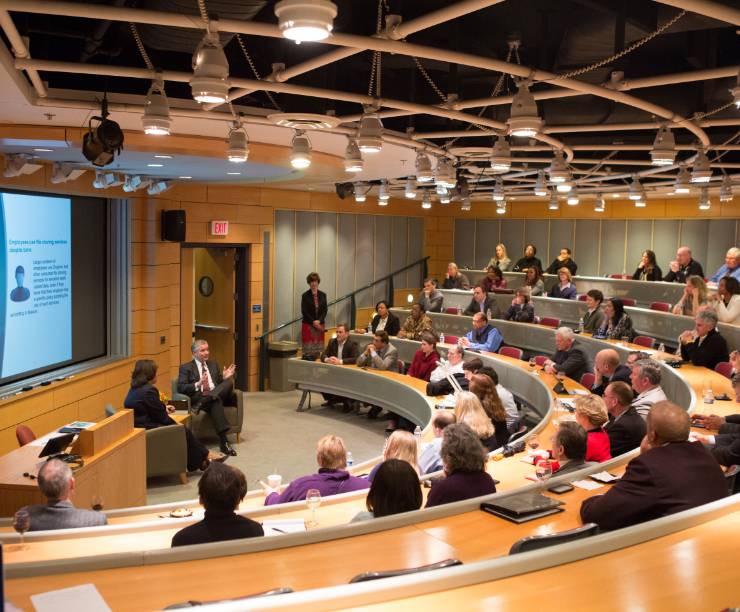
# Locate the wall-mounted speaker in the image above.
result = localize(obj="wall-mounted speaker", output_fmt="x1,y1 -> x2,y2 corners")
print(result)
335,182 -> 353,200
161,210 -> 186,242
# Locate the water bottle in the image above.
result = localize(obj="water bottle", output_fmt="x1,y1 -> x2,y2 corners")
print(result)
658,342 -> 665,353
346,451 -> 354,467
456,306 -> 462,315
486,308 -> 492,320
578,317 -> 584,333
366,321 -> 372,335
414,426 -> 422,442
439,332 -> 445,344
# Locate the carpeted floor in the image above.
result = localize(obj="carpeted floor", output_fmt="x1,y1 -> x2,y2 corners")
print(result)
146,390 -> 388,505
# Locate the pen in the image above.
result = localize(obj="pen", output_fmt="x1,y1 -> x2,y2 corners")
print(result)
272,527 -> 287,534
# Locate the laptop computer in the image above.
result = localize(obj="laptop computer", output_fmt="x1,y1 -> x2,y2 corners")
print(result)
38,433 -> 75,459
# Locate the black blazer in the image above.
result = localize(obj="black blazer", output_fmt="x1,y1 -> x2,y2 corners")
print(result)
463,296 -> 500,318
371,313 -> 400,336
592,364 -> 632,396
512,256 -> 542,272
632,266 -> 663,281
552,344 -> 590,382
177,360 -> 223,398
320,338 -> 360,365
605,406 -> 646,457
124,383 -> 175,430
663,259 -> 704,283
172,512 -> 263,547
426,372 -> 469,396
680,328 -> 729,371
301,290 -> 328,325
545,257 -> 578,275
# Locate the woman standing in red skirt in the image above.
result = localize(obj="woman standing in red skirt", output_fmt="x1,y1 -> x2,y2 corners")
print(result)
300,272 -> 328,359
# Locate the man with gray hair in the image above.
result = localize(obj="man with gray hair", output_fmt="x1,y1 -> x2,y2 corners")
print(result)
679,309 -> 729,370
709,247 -> 740,284
630,359 -> 667,419
663,246 -> 704,283
544,326 -> 590,382
22,459 -> 107,531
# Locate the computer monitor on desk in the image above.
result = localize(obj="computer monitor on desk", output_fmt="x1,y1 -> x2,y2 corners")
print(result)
37,433 -> 75,460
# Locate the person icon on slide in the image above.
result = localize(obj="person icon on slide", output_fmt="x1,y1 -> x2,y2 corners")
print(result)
10,265 -> 30,302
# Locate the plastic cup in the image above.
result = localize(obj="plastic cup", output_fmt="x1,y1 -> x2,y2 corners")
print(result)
267,474 -> 282,489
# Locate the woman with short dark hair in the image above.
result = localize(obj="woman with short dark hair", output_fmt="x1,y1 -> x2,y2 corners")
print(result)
711,276 -> 740,324
356,300 -> 401,336
300,272 -> 328,358
352,459 -> 423,522
481,266 -> 507,292
597,298 -> 635,341
406,330 -> 440,381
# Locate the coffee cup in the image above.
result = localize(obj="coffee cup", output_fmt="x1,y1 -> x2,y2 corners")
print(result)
267,474 -> 282,489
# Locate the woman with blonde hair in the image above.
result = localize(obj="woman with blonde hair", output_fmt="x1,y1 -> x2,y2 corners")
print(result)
487,243 -> 511,271
368,429 -> 419,482
468,374 -> 510,449
574,395 -> 612,462
672,275 -> 708,317
454,391 -> 499,452
548,268 -> 577,300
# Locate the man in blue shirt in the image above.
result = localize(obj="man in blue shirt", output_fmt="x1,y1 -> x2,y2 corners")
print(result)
460,312 -> 503,353
709,247 -> 740,284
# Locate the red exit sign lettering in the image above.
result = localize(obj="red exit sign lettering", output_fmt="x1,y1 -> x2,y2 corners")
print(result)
210,220 -> 229,236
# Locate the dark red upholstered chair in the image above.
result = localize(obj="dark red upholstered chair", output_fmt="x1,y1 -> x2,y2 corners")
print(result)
16,425 -> 36,446
443,335 -> 459,344
620,297 -> 637,307
534,355 -> 548,366
715,361 -> 733,380
633,335 -> 656,348
539,317 -> 560,328
499,346 -> 524,360
650,301 -> 671,312
445,307 -> 459,314
580,372 -> 595,390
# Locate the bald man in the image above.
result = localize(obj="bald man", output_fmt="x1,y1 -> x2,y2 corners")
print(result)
591,349 -> 631,396
580,401 -> 726,531
663,246 -> 704,283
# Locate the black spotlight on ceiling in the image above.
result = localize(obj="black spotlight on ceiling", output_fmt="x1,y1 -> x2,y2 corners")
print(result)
82,95 -> 124,167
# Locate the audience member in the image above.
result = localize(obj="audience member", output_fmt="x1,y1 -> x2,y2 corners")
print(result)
691,374 -> 740,467
574,395 -> 612,462
474,366 -> 519,430
351,460 -> 423,522
418,278 -> 444,313
679,309 -> 729,370
172,463 -> 262,547
522,266 -> 545,296
709,276 -> 740,324
596,298 -> 634,341
663,246 -> 704,283
512,244 -> 542,273
604,381 -> 645,456
503,287 -> 535,322
357,330 -> 399,419
545,248 -> 578,276
630,359 -> 668,419
427,344 -> 468,395
398,302 -> 434,340
481,266 -> 507,292
22,459 -> 107,531
454,391 -> 499,451
632,249 -> 663,281
320,323 -> 360,409
548,267 -> 577,300
626,350 -> 650,369
544,327 -> 590,382
709,247 -> 740,283
368,430 -> 419,482
359,300 -> 400,336
177,339 -> 238,456
591,348 -> 631,396
300,272 -> 327,358
582,289 -> 606,333
550,422 -> 596,475
469,374 -> 511,449
442,262 -> 470,290
672,275 -> 708,316
464,285 -> 500,318
126,359 -> 224,471
487,243 -> 511,271
425,423 -> 497,507
419,411 -> 456,475
263,435 -> 369,505
407,331 -> 441,381
461,312 -> 503,353
580,401 -> 727,531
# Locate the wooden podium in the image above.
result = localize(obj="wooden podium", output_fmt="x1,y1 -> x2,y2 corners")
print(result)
0,410 -> 146,517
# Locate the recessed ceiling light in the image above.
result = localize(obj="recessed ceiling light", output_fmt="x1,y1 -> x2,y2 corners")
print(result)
178,176 -> 192,179
33,148 -> 53,152
227,172 -> 241,175
147,163 -> 163,167
154,155 -> 173,159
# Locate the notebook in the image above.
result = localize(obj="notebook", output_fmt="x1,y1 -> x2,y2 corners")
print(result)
481,493 -> 565,524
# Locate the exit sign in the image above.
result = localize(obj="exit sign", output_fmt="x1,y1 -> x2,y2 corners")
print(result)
210,220 -> 229,236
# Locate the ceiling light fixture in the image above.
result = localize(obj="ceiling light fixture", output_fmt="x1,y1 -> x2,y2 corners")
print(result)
629,176 -> 644,200
147,163 -> 163,167
731,68 -> 740,108
460,197 -> 471,212
547,150 -> 570,184
507,80 -> 543,138
439,192 -> 451,204
594,194 -> 605,212
405,177 -> 417,199
566,188 -> 579,205
534,170 -> 547,197
378,180 -> 390,205
434,157 -> 456,189
3,154 -> 42,177
353,182 -> 366,203
344,139 -> 363,172
122,175 -> 151,193
274,0 -> 337,42
489,134 -> 511,172
698,187 -> 711,210
496,200 -> 506,215
82,95 -> 124,167
415,151 -> 433,183
190,24 -> 230,104
142,76 -> 171,136
227,121 -> 249,163
673,164 -> 691,194
50,162 -> 86,184
147,180 -> 172,196
492,178 -> 505,201
720,175 -> 733,202
290,130 -> 312,169
92,170 -> 123,189
650,125 -> 676,166
421,191 -> 432,210
548,191 -> 559,210
556,181 -> 572,193
691,149 -> 712,183
357,110 -> 383,153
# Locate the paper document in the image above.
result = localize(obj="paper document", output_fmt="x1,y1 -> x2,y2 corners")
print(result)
572,479 -> 603,491
31,584 -> 111,612
262,519 -> 306,536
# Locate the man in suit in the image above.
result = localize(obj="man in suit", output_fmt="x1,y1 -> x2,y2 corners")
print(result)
690,373 -> 740,467
177,339 -> 237,456
604,381 -> 646,456
544,327 -> 590,382
552,421 -> 596,475
663,246 -> 704,283
630,359 -> 667,419
580,401 -> 727,531
418,278 -> 444,313
23,459 -> 107,531
357,330 -> 398,418
463,285 -> 500,319
679,309 -> 730,371
427,344 -> 468,396
319,323 -> 360,409
591,349 -> 631,396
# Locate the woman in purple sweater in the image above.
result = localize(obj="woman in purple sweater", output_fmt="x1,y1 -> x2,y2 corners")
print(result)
262,435 -> 368,505
426,423 -> 496,507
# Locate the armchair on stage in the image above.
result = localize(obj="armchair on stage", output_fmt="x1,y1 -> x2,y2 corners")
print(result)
171,379 -> 245,443
146,424 -> 188,484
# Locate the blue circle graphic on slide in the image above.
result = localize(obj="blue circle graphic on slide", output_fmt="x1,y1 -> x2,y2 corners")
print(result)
10,265 -> 30,302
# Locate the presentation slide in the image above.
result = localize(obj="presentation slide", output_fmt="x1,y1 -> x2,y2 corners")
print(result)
0,193 -> 71,378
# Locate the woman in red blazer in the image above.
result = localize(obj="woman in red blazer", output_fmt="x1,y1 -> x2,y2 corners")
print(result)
574,395 -> 613,463
406,331 -> 440,382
